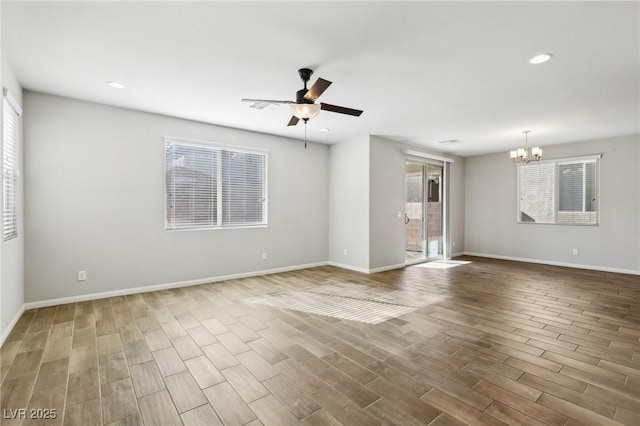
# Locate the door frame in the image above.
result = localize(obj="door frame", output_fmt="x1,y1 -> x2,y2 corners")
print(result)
404,150 -> 453,264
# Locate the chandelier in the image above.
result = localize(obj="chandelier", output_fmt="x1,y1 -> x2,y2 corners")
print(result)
510,130 -> 542,163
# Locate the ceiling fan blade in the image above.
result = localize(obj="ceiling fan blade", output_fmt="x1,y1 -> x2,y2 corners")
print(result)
241,98 -> 293,104
320,103 -> 363,117
304,78 -> 332,101
287,116 -> 300,126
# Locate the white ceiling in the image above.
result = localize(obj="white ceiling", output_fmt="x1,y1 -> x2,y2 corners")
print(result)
3,1 -> 638,156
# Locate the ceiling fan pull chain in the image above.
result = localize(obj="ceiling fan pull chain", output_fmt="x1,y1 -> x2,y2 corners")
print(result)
304,120 -> 307,149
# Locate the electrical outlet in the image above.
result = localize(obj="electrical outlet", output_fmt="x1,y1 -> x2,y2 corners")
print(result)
572,248 -> 579,256
343,249 -> 348,256
262,252 -> 268,261
452,241 -> 456,247
78,271 -> 87,281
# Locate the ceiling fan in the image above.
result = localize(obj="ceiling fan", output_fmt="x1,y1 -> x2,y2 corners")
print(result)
242,68 -> 363,127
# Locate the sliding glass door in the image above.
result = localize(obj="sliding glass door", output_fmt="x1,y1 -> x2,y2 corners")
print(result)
405,161 -> 445,264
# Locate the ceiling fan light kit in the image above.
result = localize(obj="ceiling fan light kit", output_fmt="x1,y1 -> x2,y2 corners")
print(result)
242,67 -> 363,147
290,103 -> 320,120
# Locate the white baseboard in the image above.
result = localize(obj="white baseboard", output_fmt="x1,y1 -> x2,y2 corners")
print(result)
452,252 -> 466,258
326,261 -> 370,274
1,303 -> 26,347
463,252 -> 640,276
369,263 -> 406,273
327,261 -> 406,274
24,261 -> 330,310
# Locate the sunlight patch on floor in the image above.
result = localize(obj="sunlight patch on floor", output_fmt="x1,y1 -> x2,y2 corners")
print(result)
413,259 -> 472,269
244,281 -> 446,324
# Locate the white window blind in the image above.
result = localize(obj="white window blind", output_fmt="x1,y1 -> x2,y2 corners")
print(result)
3,92 -> 20,241
518,156 -> 600,225
165,138 -> 267,230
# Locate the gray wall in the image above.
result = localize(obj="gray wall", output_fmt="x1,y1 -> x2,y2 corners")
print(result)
465,134 -> 640,272
369,136 -> 406,269
23,92 -> 329,303
328,135 -> 370,270
329,134 -> 465,272
1,54 -> 24,342
449,150 -> 465,255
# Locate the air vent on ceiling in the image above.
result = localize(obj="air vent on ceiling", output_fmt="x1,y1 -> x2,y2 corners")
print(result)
437,139 -> 461,145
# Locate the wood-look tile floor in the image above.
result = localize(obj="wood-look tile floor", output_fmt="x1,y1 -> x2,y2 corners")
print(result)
2,256 -> 640,425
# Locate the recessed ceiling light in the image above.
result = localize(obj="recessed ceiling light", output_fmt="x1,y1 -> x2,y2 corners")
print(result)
106,81 -> 126,89
319,128 -> 330,132
529,53 -> 553,64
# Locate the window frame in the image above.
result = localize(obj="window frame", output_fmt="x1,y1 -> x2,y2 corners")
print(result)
164,136 -> 268,231
3,88 -> 22,242
516,154 -> 601,226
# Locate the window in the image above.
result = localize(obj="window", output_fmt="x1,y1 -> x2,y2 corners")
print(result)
3,89 -> 21,241
165,138 -> 267,230
518,155 -> 600,225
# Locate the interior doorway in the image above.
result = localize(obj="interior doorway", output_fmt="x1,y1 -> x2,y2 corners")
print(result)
405,161 -> 444,264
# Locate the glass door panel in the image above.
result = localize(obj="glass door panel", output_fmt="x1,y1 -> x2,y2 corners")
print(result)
426,164 -> 443,259
405,163 -> 426,263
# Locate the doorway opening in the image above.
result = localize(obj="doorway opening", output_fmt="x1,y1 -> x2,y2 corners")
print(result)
405,161 -> 444,264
